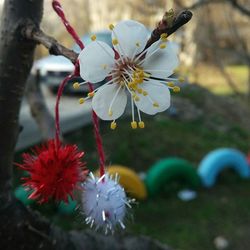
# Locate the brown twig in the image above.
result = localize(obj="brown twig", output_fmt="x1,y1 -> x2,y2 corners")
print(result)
230,0 -> 250,17
25,72 -> 55,140
175,0 -> 224,10
23,22 -> 78,64
145,10 -> 193,50
23,10 -> 192,61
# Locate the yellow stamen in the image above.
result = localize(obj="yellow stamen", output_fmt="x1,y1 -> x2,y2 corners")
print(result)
79,98 -> 85,104
136,42 -> 140,47
134,78 -> 143,84
110,121 -> 117,130
108,109 -> 113,117
132,78 -> 138,84
109,24 -> 114,30
153,102 -> 159,107
112,39 -> 118,45
142,91 -> 148,96
178,77 -> 185,83
167,82 -> 175,87
134,96 -> 140,102
160,43 -> 166,49
138,71 -> 144,78
128,82 -> 132,88
143,72 -> 151,78
128,82 -> 135,88
88,91 -> 95,97
73,82 -> 80,89
131,121 -> 137,129
133,85 -> 138,90
160,33 -> 168,39
91,34 -> 96,41
161,37 -> 168,42
173,86 -> 181,93
138,121 -> 145,129
137,88 -> 143,94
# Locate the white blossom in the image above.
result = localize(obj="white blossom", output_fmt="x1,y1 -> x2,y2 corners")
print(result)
77,20 -> 181,129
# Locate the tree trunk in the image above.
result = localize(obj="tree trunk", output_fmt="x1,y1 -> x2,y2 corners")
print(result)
0,0 -> 44,206
0,1 -> 171,249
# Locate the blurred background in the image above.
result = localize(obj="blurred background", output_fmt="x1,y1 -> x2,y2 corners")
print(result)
21,0 -> 250,96
1,0 -> 250,249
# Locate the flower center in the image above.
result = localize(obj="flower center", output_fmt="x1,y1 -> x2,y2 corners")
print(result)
112,58 -> 149,96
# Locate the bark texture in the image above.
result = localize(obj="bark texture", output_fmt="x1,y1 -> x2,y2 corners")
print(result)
0,0 -> 44,206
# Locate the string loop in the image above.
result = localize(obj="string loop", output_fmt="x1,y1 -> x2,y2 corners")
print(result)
52,0 -> 106,178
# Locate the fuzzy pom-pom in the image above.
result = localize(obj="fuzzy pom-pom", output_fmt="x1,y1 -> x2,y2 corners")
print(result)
17,140 -> 87,203
82,172 -> 133,233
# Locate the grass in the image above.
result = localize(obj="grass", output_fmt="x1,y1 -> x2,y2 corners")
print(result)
58,106 -> 249,250
181,64 -> 249,96
14,79 -> 250,250
68,116 -> 249,172
129,175 -> 250,250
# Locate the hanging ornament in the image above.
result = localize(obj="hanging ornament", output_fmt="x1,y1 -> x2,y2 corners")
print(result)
18,75 -> 88,203
50,1 -> 182,234
82,172 -> 134,234
51,1 -> 132,232
18,140 -> 86,203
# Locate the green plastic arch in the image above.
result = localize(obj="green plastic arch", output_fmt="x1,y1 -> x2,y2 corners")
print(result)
145,158 -> 200,196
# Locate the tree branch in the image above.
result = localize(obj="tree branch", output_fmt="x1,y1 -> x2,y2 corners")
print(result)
25,72 -> 55,140
175,0 -> 224,10
145,10 -> 193,50
230,0 -> 250,17
23,22 -> 78,64
23,10 -> 192,61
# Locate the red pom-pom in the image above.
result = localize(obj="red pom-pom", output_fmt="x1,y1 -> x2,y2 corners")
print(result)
17,140 -> 88,203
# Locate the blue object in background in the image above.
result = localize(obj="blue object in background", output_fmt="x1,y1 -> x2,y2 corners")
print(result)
198,148 -> 250,188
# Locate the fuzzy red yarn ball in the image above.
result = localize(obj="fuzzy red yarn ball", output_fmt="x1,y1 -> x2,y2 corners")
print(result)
18,140 -> 88,203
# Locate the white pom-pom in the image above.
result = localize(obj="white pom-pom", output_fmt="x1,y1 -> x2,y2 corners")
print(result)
82,172 -> 133,234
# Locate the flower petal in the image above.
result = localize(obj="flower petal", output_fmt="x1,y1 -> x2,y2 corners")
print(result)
134,80 -> 171,115
141,41 -> 179,79
92,84 -> 127,120
112,20 -> 149,58
78,41 -> 115,83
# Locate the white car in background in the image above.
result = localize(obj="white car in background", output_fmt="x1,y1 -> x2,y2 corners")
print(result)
32,31 -> 112,93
